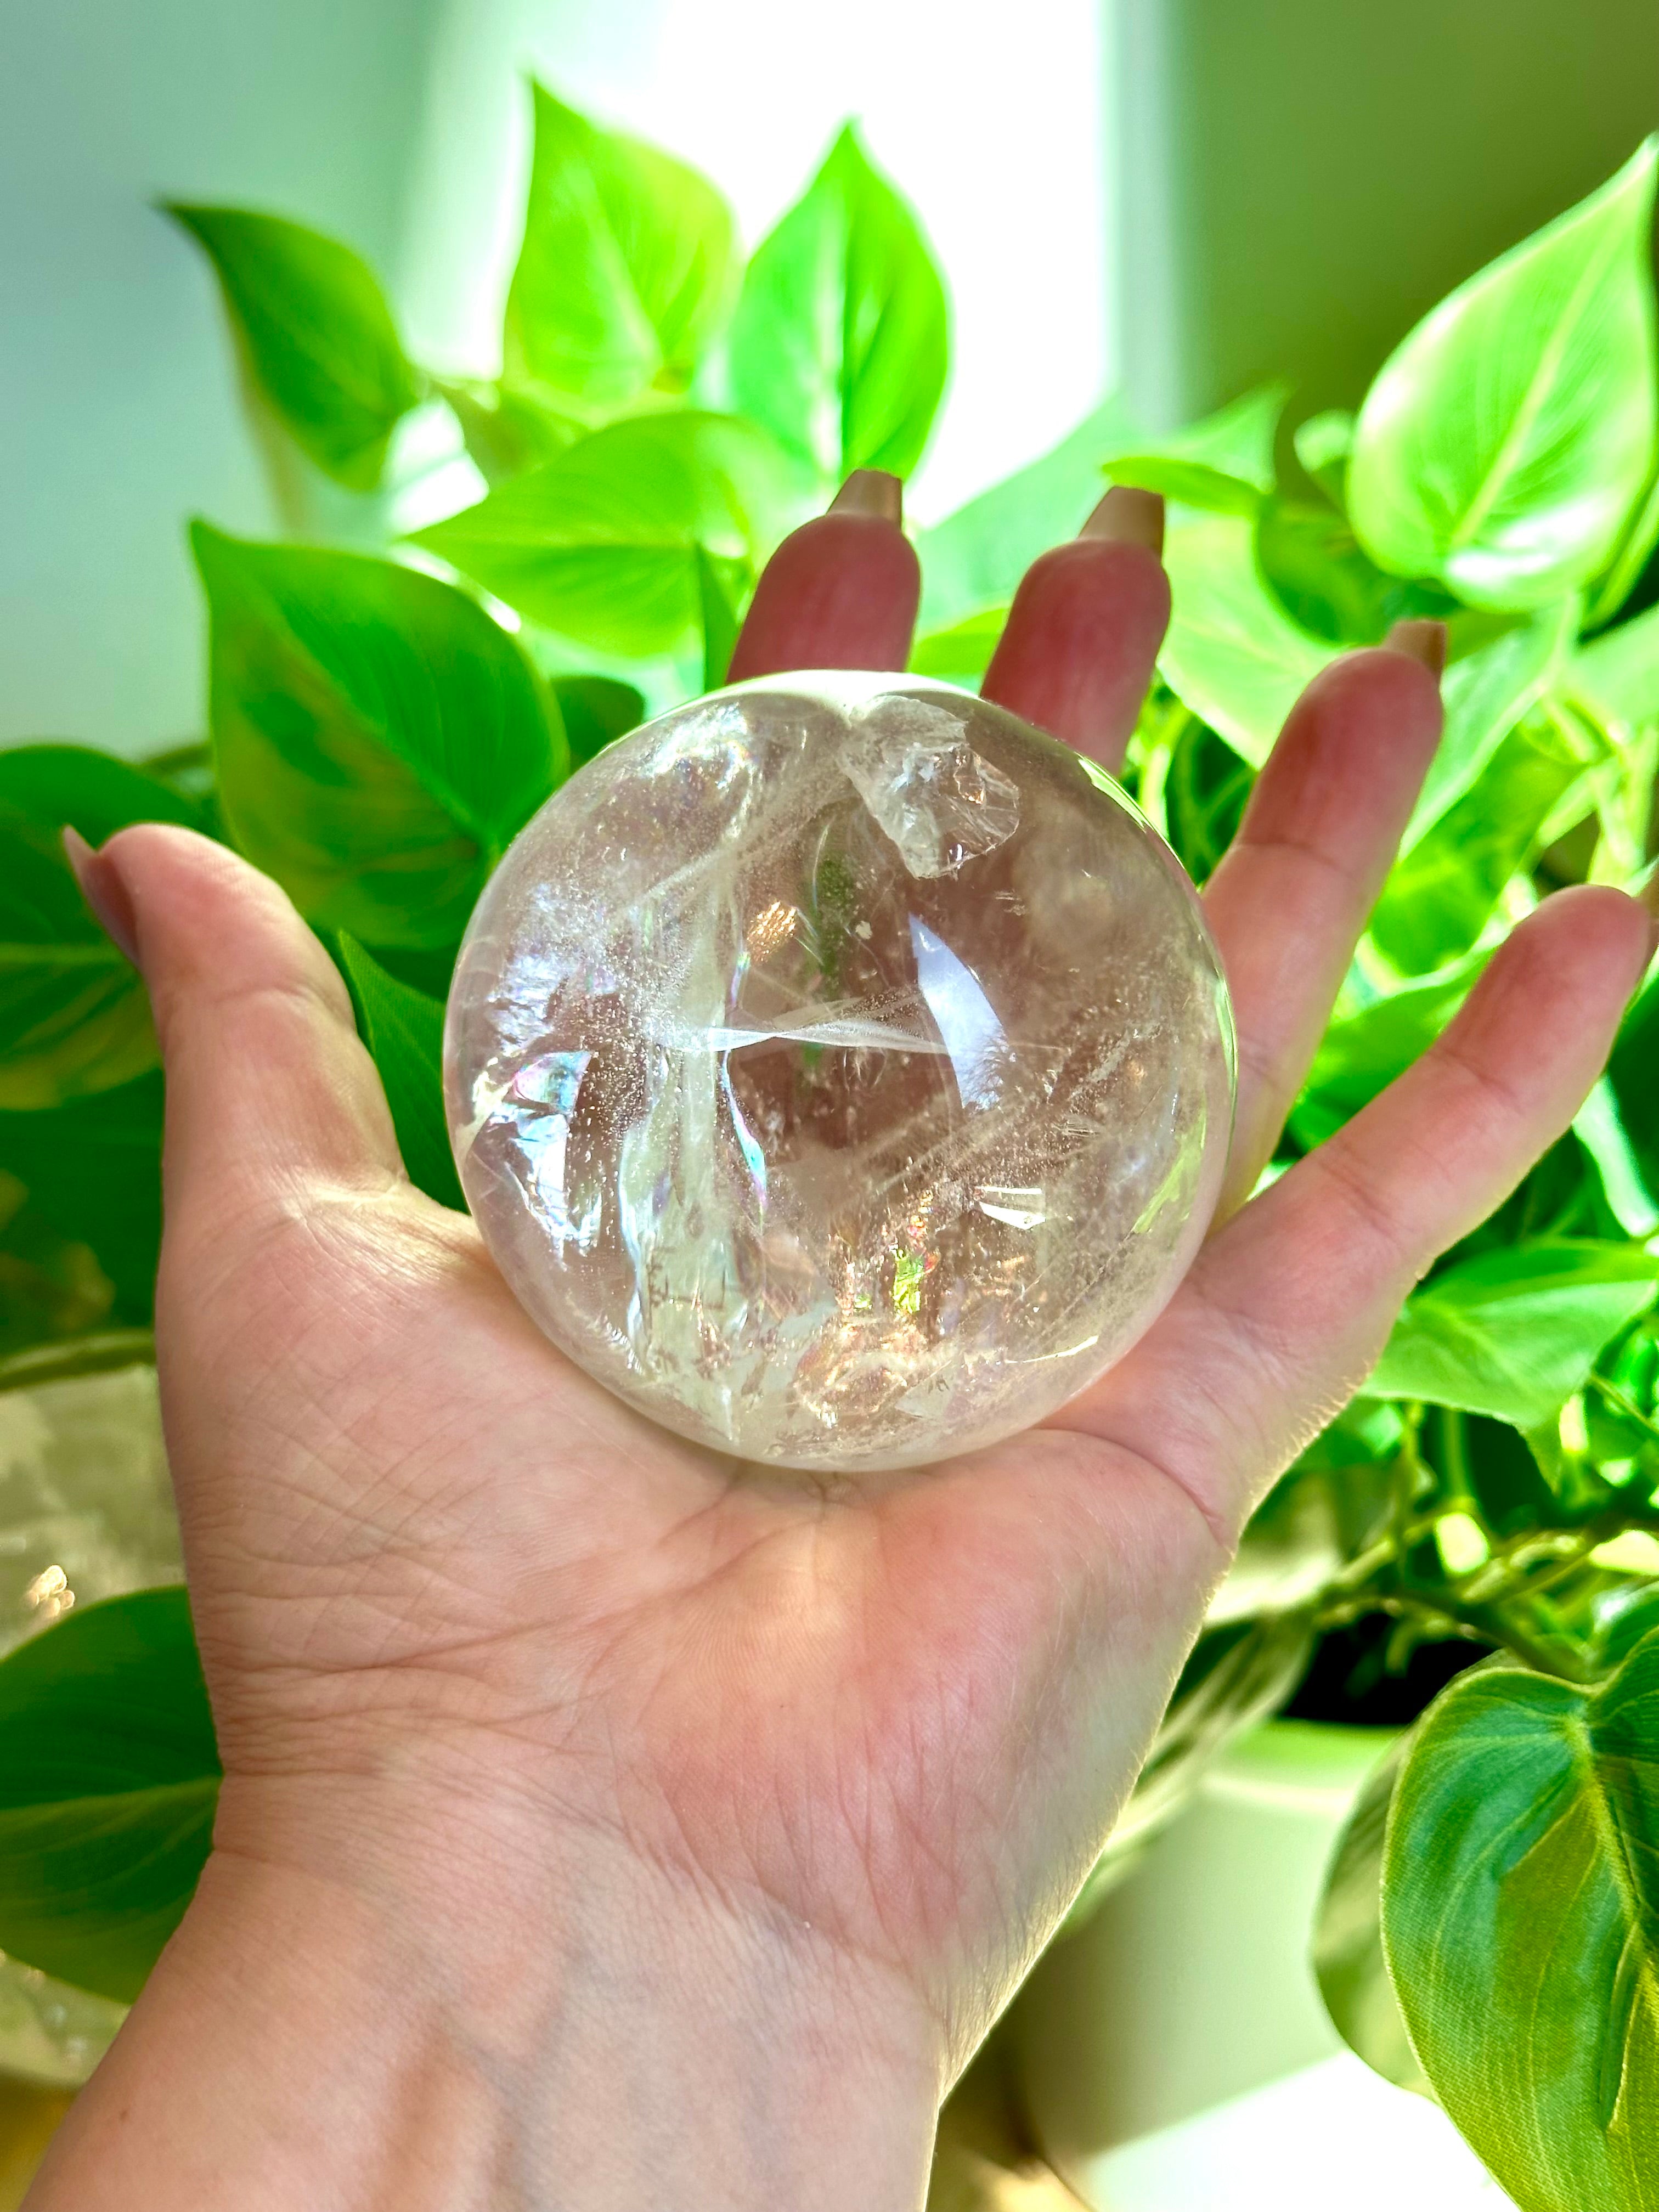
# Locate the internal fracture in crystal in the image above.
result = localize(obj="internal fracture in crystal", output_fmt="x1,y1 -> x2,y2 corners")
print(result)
445,674 -> 1235,1471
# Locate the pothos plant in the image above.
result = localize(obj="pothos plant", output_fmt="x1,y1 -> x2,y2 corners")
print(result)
3,81 -> 1659,2206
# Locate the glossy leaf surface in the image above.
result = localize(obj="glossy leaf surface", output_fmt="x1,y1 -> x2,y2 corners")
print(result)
0,749 -> 196,1110
1348,144 -> 1659,608
166,205 -> 419,490
196,526 -> 565,949
1384,1632 -> 1659,2208
724,126 -> 947,484
336,935 -> 462,1211
1367,1240 -> 1659,1428
505,85 -> 734,412
0,1589 -> 217,2004
414,412 -> 793,656
1159,516 -> 1340,766
1313,1735 -> 1431,2096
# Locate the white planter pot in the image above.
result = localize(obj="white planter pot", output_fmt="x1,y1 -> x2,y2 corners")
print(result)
1009,1720 -> 1516,2210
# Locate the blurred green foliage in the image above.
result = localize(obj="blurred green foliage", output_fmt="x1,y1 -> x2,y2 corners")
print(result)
4,87 -> 1659,2193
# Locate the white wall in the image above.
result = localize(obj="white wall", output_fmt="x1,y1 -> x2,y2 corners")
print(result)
0,0 -> 441,753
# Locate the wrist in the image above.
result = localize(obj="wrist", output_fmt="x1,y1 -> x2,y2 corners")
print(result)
29,1775 -> 945,2211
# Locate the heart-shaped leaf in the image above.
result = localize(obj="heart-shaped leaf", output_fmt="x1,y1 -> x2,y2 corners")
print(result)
909,607 -> 1009,686
0,1588 -> 218,2004
166,206 -> 419,492
1403,598 -> 1576,842
1369,709 -> 1595,975
505,85 -> 735,414
1313,1735 -> 1432,2097
1159,515 -> 1341,766
412,411 -> 795,656
0,748 -> 199,1110
0,1077 -> 165,1325
195,525 -> 566,949
1573,601 -> 1659,730
1103,455 -> 1263,515
549,675 -> 645,768
1290,951 -> 1488,1149
723,125 -> 947,485
1383,1632 -> 1659,2208
1365,1239 -> 1659,1429
1348,142 -> 1659,609
914,398 -> 1141,634
335,935 -> 462,1211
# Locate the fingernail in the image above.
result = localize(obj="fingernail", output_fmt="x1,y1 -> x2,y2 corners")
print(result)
62,827 -> 139,966
829,470 -> 902,524
1384,618 -> 1448,680
1081,485 -> 1165,555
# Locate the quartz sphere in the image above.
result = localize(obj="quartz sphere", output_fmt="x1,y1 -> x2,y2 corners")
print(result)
445,673 -> 1235,1472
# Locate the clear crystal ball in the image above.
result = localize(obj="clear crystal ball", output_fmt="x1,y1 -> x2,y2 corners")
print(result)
445,674 -> 1235,1471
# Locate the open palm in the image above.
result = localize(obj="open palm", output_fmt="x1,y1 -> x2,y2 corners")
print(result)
46,483 -> 1651,2210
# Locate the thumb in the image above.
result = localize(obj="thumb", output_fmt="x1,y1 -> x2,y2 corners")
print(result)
65,825 -> 407,1253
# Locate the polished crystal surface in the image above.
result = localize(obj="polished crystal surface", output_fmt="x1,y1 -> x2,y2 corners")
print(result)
446,674 -> 1235,1472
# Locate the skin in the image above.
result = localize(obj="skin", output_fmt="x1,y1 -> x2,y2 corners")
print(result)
30,489 -> 1655,2211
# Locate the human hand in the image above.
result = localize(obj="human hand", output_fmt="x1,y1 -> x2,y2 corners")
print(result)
33,475 -> 1655,2211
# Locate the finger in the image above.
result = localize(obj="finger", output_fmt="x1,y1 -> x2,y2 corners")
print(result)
1204,625 -> 1446,1214
1069,885 -> 1655,1535
66,824 -> 404,1242
726,471 -> 920,682
980,487 -> 1169,772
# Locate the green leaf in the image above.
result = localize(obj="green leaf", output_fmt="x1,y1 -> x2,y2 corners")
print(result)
1159,713 -> 1255,885
1103,455 -> 1262,515
194,524 -> 565,950
1348,142 -> 1659,609
1370,711 -> 1593,974
505,85 -> 735,414
1159,515 -> 1341,766
1573,601 -> 1659,729
434,376 -> 582,486
913,397 -> 1141,633
0,747 -> 203,845
0,748 -> 198,1111
1255,500 -> 1460,646
909,607 -> 1007,686
0,1172 -> 115,1358
335,936 -> 462,1211
1294,409 -> 1355,503
1163,383 -> 1288,492
696,546 -> 743,691
0,1588 -> 218,2004
1575,1077 -> 1659,1240
549,675 -> 645,768
413,411 -> 794,657
1290,952 -> 1486,1149
1383,1634 -> 1659,2208
724,125 -> 948,484
1404,597 -> 1577,842
0,1077 -> 165,1325
1610,975 -> 1659,1204
1313,1735 -> 1432,2097
165,205 -> 419,492
1589,468 -> 1659,626
1367,1239 -> 1659,1428
911,386 -> 1282,640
